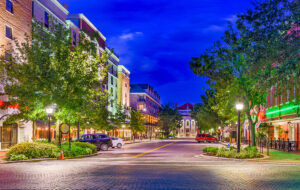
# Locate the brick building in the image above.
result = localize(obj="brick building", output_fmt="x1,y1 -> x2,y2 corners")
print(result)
0,0 -> 32,149
263,77 -> 300,149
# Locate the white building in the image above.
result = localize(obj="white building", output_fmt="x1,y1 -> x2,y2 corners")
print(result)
176,103 -> 197,138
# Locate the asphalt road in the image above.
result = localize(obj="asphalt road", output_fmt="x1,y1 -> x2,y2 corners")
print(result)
0,139 -> 300,190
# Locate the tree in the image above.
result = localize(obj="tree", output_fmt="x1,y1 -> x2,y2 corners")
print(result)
191,90 -> 228,133
158,103 -> 182,137
189,0 -> 299,146
0,20 -> 110,137
129,110 -> 146,140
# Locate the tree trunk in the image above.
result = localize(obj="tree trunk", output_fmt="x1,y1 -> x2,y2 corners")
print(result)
246,111 -> 256,146
32,120 -> 36,141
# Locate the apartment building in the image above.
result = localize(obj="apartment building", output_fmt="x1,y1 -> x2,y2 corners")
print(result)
0,0 -> 32,149
130,84 -> 161,138
106,48 -> 119,115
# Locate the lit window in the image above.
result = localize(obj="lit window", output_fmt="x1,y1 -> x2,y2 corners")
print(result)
6,26 -> 12,39
6,0 -> 13,13
44,12 -> 49,28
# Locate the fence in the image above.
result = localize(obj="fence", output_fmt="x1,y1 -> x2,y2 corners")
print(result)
257,138 -> 299,152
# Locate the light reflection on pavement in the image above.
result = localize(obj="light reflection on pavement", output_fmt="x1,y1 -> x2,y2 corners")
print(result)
0,139 -> 300,190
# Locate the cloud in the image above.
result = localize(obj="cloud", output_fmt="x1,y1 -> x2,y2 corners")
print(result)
202,25 -> 225,33
119,32 -> 143,40
224,14 -> 238,23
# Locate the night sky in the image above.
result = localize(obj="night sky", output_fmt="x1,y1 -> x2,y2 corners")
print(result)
62,0 -> 253,105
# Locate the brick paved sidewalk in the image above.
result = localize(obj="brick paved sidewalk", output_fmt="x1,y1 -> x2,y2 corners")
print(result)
0,150 -> 8,163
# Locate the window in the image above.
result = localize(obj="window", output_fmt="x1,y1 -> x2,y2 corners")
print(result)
125,83 -> 127,88
73,32 -> 77,45
111,76 -> 113,85
32,1 -> 34,17
44,12 -> 49,28
4,51 -> 12,62
6,26 -> 12,39
6,0 -> 13,13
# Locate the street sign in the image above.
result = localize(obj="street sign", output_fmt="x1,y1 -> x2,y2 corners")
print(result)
60,123 -> 70,134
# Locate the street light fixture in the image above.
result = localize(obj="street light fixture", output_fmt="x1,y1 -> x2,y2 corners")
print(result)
235,102 -> 244,153
45,106 -> 54,143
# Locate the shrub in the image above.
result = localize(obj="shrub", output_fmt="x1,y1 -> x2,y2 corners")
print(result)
9,154 -> 28,161
215,146 -> 261,159
203,147 -> 219,155
244,146 -> 257,152
7,142 -> 59,160
61,144 -> 93,157
72,142 -> 97,153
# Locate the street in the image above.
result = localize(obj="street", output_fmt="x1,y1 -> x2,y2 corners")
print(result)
0,139 -> 300,190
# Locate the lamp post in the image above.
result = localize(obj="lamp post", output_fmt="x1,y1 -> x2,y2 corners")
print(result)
122,124 -> 125,139
45,107 -> 54,143
235,102 -> 244,153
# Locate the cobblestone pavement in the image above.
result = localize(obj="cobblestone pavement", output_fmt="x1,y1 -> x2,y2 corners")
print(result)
0,139 -> 300,190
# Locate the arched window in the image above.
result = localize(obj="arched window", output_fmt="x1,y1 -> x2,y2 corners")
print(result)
186,120 -> 190,127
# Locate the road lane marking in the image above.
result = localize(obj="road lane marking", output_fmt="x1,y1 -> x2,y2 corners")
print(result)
132,142 -> 176,158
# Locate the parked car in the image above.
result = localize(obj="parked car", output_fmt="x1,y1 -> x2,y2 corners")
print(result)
79,133 -> 112,151
195,134 -> 217,143
111,137 -> 125,148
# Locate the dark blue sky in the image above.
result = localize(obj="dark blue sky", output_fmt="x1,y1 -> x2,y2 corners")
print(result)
63,0 -> 252,105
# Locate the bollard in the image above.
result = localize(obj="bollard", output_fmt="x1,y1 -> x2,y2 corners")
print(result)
60,149 -> 64,160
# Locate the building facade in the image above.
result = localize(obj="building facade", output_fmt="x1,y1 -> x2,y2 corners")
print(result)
130,84 -> 161,138
106,48 -> 119,115
118,65 -> 130,116
263,77 -> 300,149
0,0 -> 33,150
176,103 -> 197,138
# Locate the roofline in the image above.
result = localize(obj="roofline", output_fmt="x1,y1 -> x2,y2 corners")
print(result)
35,0 -> 69,15
68,14 -> 106,41
118,65 -> 130,74
105,47 -> 119,62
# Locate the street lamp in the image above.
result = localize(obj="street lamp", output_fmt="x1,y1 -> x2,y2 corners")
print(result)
235,102 -> 244,153
45,106 -> 54,143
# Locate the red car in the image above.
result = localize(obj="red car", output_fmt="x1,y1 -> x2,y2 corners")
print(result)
195,134 -> 217,143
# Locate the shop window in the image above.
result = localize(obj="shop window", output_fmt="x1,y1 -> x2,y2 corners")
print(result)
6,0 -> 13,13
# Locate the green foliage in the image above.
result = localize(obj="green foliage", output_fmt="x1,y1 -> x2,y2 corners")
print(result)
9,154 -> 28,161
189,0 -> 299,146
129,110 -> 146,133
158,103 -> 182,137
0,19 -> 110,133
215,146 -> 261,159
72,142 -> 97,153
61,143 -> 93,157
203,147 -> 219,154
192,90 -> 226,132
6,142 -> 59,160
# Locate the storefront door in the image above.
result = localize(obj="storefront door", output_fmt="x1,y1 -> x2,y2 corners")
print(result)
1,123 -> 18,149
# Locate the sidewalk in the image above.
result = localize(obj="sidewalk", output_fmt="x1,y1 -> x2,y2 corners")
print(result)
0,150 -> 8,163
